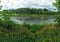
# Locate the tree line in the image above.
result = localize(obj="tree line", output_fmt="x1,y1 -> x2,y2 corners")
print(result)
2,8 -> 56,14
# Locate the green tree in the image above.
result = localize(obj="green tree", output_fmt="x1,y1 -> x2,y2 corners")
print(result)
0,0 -> 2,10
54,0 -> 60,26
54,0 -> 60,11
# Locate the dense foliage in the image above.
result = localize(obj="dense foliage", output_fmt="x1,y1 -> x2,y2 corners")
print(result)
55,16 -> 60,27
54,0 -> 60,11
2,8 -> 56,14
0,16 -> 16,29
0,21 -> 60,42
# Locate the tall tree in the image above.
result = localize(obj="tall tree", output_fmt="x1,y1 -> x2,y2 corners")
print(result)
0,0 -> 2,10
54,0 -> 60,11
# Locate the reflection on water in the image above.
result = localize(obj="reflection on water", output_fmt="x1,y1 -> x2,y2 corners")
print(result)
11,16 -> 56,25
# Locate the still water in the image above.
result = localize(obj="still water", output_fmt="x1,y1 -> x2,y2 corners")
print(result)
11,16 -> 57,25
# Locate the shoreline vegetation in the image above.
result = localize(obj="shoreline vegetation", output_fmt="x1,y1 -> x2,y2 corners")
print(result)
0,13 -> 60,42
0,19 -> 60,42
0,14 -> 60,17
0,8 -> 60,42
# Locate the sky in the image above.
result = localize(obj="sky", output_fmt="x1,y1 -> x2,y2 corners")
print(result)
1,0 -> 57,10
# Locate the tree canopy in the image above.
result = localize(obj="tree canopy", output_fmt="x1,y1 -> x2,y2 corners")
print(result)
0,0 -> 2,10
2,8 -> 56,14
54,0 -> 60,11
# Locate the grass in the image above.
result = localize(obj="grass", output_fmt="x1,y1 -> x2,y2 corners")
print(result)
0,23 -> 60,42
0,14 -> 60,42
0,13 -> 60,17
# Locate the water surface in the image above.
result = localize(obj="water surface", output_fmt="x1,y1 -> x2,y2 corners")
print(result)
11,16 -> 56,25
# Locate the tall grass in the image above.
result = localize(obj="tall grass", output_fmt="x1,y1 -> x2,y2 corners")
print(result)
0,15 -> 60,42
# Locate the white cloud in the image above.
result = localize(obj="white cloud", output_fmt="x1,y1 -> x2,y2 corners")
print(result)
1,0 -> 55,10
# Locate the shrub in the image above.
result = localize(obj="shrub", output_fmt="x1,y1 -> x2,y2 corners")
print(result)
3,19 -> 16,29
0,16 -> 16,30
55,16 -> 60,27
0,19 -> 4,27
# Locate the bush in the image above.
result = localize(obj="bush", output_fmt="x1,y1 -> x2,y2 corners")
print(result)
55,16 -> 60,27
0,16 -> 16,30
3,19 -> 16,29
0,19 -> 4,27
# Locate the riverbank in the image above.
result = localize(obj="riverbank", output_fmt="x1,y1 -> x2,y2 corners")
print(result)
0,13 -> 60,17
0,23 -> 60,42
0,14 -> 57,25
0,14 -> 60,42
